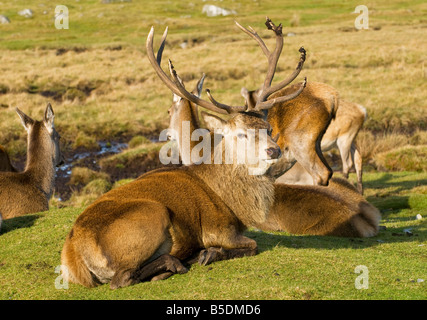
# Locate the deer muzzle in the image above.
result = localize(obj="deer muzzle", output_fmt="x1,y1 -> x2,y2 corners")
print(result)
265,146 -> 281,160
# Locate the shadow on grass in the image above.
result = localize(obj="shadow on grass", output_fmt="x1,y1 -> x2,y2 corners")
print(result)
365,172 -> 426,215
245,224 -> 425,253
0,214 -> 41,235
365,172 -> 427,194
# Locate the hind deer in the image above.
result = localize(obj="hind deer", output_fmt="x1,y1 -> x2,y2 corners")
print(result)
60,20 -> 305,289
0,145 -> 17,172
276,99 -> 366,193
0,103 -> 63,231
166,21 -> 379,238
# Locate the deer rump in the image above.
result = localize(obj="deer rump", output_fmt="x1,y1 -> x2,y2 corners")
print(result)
61,166 -> 254,289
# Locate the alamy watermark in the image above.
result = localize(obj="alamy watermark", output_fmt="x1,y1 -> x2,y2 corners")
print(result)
354,265 -> 369,289
54,265 -> 69,290
55,5 -> 69,30
158,122 -> 273,175
354,5 -> 369,30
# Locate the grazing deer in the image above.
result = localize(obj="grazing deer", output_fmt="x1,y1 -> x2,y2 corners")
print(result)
60,20 -> 304,289
275,99 -> 366,193
0,145 -> 17,172
0,103 -> 63,227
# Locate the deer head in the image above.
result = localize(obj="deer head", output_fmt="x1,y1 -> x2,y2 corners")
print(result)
16,103 -> 63,169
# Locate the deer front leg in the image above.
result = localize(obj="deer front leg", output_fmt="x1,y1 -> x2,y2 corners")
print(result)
198,235 -> 257,266
293,140 -> 332,186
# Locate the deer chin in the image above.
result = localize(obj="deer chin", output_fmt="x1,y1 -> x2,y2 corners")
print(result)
246,158 -> 279,176
265,159 -> 279,164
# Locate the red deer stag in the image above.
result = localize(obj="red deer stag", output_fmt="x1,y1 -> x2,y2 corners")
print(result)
168,84 -> 379,237
60,20 -> 305,289
237,19 -> 343,186
165,19 -> 378,237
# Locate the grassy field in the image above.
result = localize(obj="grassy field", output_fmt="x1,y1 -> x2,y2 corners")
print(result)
0,0 -> 426,300
0,172 -> 425,300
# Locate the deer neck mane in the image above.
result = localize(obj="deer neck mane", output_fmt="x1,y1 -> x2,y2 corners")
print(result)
191,133 -> 275,227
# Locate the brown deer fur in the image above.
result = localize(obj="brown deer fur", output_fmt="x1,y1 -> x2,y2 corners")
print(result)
61,114 -> 279,289
257,178 -> 380,237
0,104 -> 63,231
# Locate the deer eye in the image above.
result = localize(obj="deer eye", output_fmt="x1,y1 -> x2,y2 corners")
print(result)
237,133 -> 247,139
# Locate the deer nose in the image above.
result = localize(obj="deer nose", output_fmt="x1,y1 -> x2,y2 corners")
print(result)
265,147 -> 281,159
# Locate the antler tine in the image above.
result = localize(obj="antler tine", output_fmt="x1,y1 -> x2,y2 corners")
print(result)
234,20 -> 270,58
156,26 -> 168,65
146,26 -> 181,97
167,59 -> 234,114
205,89 -> 247,114
256,77 -> 307,110
147,26 -> 230,115
261,17 -> 283,92
259,46 -> 306,102
236,17 -> 306,112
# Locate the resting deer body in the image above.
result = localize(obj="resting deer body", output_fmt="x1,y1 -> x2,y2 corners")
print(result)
0,104 -> 63,231
61,21 -> 301,289
260,178 -> 380,237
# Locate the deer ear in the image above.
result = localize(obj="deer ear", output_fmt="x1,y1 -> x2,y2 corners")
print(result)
240,87 -> 250,100
16,108 -> 35,132
43,103 -> 55,133
192,73 -> 205,98
201,111 -> 227,133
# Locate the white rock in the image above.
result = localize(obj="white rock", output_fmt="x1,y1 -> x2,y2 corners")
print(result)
0,15 -> 10,24
202,4 -> 236,17
416,214 -> 422,220
18,9 -> 33,18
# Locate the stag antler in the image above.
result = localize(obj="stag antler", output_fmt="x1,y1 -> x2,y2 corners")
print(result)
206,17 -> 306,112
146,17 -> 306,115
147,26 -> 234,115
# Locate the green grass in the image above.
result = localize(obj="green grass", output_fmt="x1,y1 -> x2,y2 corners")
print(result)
0,171 -> 425,300
0,0 -> 426,301
0,0 -> 426,49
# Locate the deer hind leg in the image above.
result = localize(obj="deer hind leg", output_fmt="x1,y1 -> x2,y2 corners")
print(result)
336,134 -> 354,179
352,143 -> 364,194
133,254 -> 188,282
105,201 -> 174,289
111,255 -> 188,289
198,234 -> 257,266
